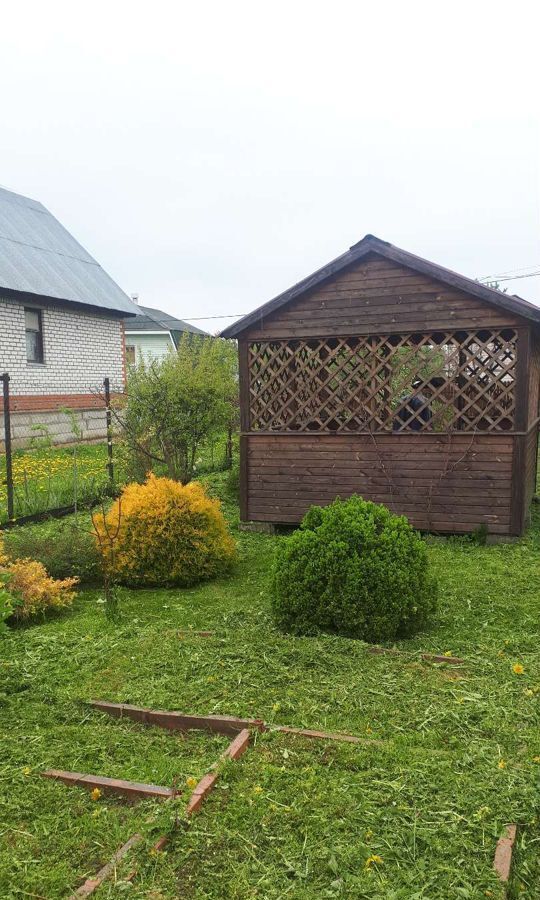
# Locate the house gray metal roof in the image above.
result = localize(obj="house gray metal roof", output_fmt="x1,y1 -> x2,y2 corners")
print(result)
221,234 -> 540,337
123,304 -> 206,335
0,186 -> 139,317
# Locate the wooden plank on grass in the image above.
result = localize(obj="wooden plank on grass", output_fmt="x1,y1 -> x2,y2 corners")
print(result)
42,770 -> 173,800
273,725 -> 385,746
366,645 -> 465,666
69,833 -> 142,898
221,727 -> 251,761
493,824 -> 517,885
186,772 -> 219,815
89,700 -> 266,736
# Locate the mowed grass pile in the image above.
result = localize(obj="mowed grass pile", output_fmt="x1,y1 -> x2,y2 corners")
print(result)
1,473 -> 539,898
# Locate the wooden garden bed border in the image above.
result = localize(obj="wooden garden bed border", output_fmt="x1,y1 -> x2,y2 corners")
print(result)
68,833 -> 142,899
366,645 -> 465,666
89,699 -> 265,736
51,726 -> 253,897
493,824 -> 517,889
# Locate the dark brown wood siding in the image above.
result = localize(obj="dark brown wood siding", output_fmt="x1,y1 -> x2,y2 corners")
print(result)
246,433 -> 514,534
528,331 -> 540,426
524,427 -> 538,511
244,256 -> 524,340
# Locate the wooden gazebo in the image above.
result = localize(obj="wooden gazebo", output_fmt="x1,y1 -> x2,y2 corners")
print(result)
222,236 -> 540,536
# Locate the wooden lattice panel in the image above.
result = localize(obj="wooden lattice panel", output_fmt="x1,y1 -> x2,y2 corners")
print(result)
248,329 -> 516,433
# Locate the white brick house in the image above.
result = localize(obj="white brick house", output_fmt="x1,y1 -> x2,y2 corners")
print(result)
0,186 -> 139,446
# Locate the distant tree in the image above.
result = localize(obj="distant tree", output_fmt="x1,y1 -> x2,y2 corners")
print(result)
122,334 -> 238,484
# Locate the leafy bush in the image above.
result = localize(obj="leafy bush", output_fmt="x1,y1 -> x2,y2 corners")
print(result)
272,496 -> 437,642
93,473 -> 237,587
3,517 -> 102,582
0,538 -> 78,622
122,334 -> 238,484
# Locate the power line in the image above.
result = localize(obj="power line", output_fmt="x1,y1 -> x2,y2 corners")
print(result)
479,263 -> 540,280
480,271 -> 540,284
136,266 -> 540,326
180,313 -> 247,320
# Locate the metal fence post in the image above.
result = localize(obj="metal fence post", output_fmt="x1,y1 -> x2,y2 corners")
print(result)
104,377 -> 114,490
2,373 -> 15,521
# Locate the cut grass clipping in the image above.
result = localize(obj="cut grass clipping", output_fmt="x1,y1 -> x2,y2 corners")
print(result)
1,470 -> 539,897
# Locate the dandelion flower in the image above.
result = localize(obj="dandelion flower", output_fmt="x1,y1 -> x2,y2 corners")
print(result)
513,663 -> 525,675
365,854 -> 383,869
22,766 -> 31,776
91,788 -> 102,801
498,759 -> 507,770
253,785 -> 263,794
186,776 -> 198,789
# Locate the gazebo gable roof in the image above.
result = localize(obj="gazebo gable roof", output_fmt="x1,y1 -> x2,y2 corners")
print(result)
221,235 -> 540,337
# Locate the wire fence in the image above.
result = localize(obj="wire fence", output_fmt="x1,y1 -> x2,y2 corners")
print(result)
0,374 -> 119,526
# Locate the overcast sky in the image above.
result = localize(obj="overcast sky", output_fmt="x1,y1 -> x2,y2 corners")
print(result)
1,0 -> 539,330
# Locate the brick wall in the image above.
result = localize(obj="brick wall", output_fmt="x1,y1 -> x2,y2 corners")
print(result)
0,296 -> 125,397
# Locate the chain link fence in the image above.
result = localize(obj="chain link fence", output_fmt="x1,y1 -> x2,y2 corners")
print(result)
1,374 -> 120,526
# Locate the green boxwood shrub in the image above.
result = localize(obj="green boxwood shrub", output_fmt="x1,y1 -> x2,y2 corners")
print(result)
271,496 -> 437,642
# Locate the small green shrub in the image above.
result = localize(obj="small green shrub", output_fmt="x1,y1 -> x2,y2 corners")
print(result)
272,496 -> 437,642
3,517 -> 101,582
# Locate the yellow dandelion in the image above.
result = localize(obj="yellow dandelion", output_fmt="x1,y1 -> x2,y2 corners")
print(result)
22,766 -> 31,776
186,776 -> 198,790
513,663 -> 525,676
444,651 -> 453,657
91,787 -> 102,801
364,829 -> 374,840
497,759 -> 507,770
253,785 -> 263,794
365,854 -> 383,869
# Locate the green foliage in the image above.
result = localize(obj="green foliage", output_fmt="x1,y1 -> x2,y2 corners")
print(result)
3,516 -> 102,582
122,334 -> 238,484
0,475 -> 539,895
0,572 -> 13,633
1,443 -> 115,522
225,462 -> 240,499
272,496 -> 437,641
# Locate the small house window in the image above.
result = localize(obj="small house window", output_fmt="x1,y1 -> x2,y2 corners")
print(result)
25,308 -> 44,363
125,344 -> 136,366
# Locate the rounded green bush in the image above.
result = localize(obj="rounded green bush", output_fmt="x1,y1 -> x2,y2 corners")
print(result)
271,496 -> 437,642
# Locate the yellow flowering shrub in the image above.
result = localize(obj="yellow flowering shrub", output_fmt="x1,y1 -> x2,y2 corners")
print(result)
0,537 -> 78,622
93,474 -> 236,587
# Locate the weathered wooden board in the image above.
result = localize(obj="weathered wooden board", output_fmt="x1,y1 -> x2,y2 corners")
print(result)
89,700 -> 265,736
244,432 -> 514,532
244,257 -> 522,339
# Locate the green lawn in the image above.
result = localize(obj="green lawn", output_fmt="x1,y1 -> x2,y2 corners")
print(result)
1,474 -> 540,898
0,432 -> 233,523
0,443 -> 114,522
